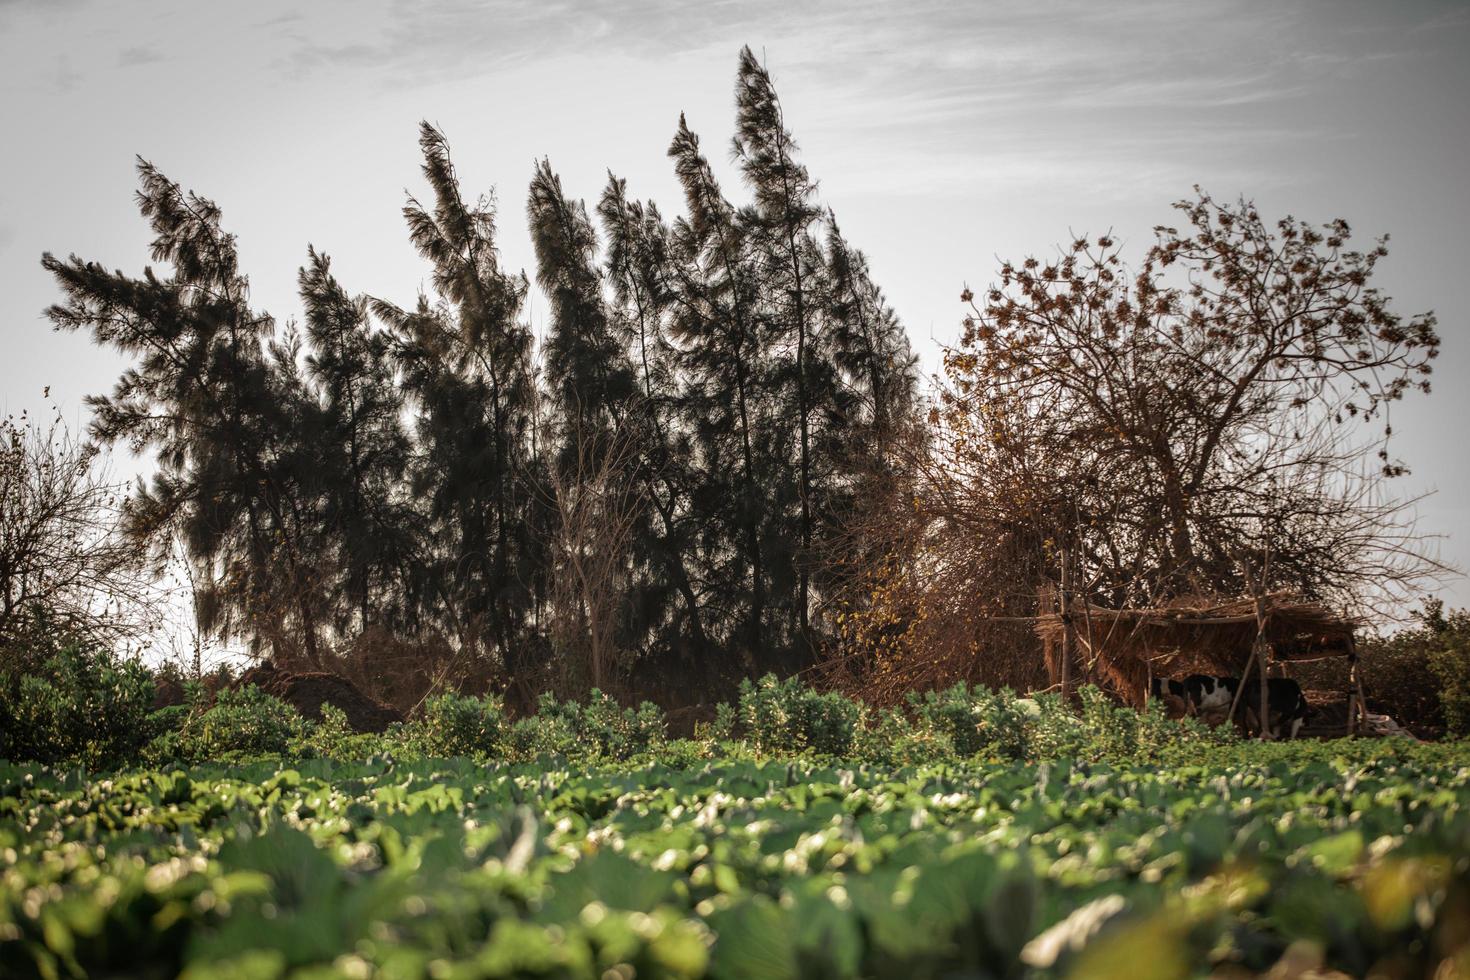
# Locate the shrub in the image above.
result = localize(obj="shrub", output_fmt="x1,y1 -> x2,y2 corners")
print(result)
144,685 -> 303,764
906,684 -> 1033,759
506,698 -> 579,760
0,641 -> 155,768
293,703 -> 389,761
143,703 -> 192,743
859,682 -> 1235,767
858,707 -> 955,766
735,674 -> 864,756
1421,603 -> 1470,736
506,690 -> 666,761
655,738 -> 711,768
400,691 -> 506,758
578,690 -> 665,759
1306,600 -> 1470,737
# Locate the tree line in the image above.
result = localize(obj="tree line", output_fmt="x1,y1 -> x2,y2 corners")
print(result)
18,48 -> 1443,710
39,48 -> 917,702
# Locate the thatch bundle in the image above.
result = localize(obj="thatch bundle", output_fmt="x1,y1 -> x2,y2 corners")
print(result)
1035,593 -> 1357,707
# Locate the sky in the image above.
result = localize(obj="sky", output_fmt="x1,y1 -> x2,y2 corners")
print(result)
2,0 -> 1468,617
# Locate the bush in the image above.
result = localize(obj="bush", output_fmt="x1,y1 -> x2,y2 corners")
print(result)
575,690 -> 666,760
293,703 -> 389,761
143,703 -> 192,743
145,685 -> 303,764
906,684 -> 1034,759
735,674 -> 864,756
1421,603 -> 1470,736
857,682 -> 1235,767
400,691 -> 506,758
1308,600 -> 1470,737
0,641 -> 154,768
505,696 -> 578,760
506,690 -> 666,761
858,707 -> 955,766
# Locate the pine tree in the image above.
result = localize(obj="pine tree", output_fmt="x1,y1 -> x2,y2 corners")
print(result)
732,46 -> 824,641
299,247 -> 418,635
667,114 -> 770,660
373,123 -> 542,662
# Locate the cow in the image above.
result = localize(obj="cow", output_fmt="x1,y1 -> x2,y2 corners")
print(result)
1149,677 -> 1187,701
1210,676 -> 1311,739
1147,676 -> 1191,718
1256,678 -> 1312,740
1183,674 -> 1234,714
1150,674 -> 1310,737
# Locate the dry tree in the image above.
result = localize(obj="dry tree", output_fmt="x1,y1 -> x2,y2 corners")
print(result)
0,410 -> 155,657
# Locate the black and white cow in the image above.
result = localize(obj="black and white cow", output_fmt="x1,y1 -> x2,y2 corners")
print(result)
1209,676 -> 1311,739
1183,674 -> 1234,714
1149,677 -> 1187,701
1151,674 -> 1310,738
1258,678 -> 1312,739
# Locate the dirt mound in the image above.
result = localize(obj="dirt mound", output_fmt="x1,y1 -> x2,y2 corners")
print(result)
235,663 -> 404,733
153,673 -> 187,710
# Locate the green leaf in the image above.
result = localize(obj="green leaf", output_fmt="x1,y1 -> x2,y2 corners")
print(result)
708,895 -> 798,980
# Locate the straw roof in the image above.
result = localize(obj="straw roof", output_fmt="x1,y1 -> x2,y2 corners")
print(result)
1034,593 -> 1357,706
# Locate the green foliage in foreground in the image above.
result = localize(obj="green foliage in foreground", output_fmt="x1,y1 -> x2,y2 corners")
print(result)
3,743 -> 1469,979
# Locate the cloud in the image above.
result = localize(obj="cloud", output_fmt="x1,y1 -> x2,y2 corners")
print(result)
117,45 -> 163,68
256,10 -> 304,28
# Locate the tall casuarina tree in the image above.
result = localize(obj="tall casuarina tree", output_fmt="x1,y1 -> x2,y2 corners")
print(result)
668,113 -> 769,659
39,52 -> 926,695
598,175 -> 710,658
374,123 -> 542,661
732,45 -> 823,639
42,162 -> 326,662
299,247 -> 418,635
823,213 -> 918,467
527,159 -> 637,451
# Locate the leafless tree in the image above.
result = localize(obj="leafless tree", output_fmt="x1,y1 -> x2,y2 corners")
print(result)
0,410 -> 154,654
547,418 -> 647,693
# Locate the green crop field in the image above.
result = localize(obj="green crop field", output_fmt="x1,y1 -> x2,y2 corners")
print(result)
3,744 -> 1469,979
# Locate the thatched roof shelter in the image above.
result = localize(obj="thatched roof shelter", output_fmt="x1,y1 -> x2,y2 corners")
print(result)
1034,593 -> 1358,707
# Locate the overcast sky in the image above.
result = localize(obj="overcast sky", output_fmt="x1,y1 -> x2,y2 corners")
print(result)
2,0 -> 1467,614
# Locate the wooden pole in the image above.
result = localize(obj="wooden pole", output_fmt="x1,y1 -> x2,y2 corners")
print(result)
1347,654 -> 1359,737
1059,548 -> 1074,702
1254,594 -> 1272,740
1352,654 -> 1370,736
1226,646 -> 1256,731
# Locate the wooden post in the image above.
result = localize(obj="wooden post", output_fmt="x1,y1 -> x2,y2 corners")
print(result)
1226,647 -> 1256,730
1059,548 -> 1074,702
1350,653 -> 1370,737
1347,654 -> 1358,737
1254,594 -> 1272,740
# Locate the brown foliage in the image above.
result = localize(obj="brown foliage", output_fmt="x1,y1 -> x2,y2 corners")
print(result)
821,189 -> 1442,703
